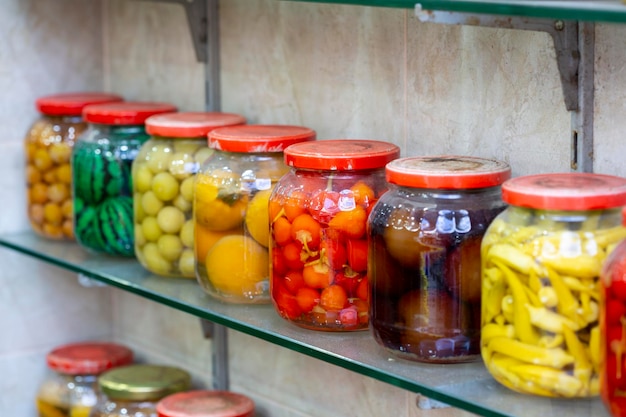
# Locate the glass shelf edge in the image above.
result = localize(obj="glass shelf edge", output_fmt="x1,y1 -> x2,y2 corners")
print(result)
0,232 -> 606,417
284,0 -> 626,24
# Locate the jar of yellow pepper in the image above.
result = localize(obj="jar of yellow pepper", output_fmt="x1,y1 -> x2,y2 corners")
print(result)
194,124 -> 316,304
481,173 -> 626,398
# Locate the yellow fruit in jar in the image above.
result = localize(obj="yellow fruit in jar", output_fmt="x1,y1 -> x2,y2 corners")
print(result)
168,152 -> 196,180
152,172 -> 179,201
61,200 -> 73,219
195,181 -> 247,231
157,234 -> 183,262
179,249 -> 196,277
44,203 -> 62,225
49,142 -> 72,163
43,223 -> 63,239
194,222 -> 240,261
30,204 -> 45,224
180,220 -> 194,248
194,148 -> 214,166
205,235 -> 269,296
180,176 -> 195,202
141,216 -> 163,242
56,164 -> 71,184
26,165 -> 41,184
33,148 -> 53,171
62,219 -> 74,239
30,183 -> 49,204
146,144 -> 172,174
134,164 -> 153,193
173,194 -> 192,213
43,169 -> 58,184
156,206 -> 185,234
245,189 -> 272,247
142,242 -> 172,275
141,191 -> 164,216
47,183 -> 69,203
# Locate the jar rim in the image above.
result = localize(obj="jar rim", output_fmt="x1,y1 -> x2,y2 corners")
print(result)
385,155 -> 511,189
156,390 -> 255,417
502,173 -> 626,210
46,341 -> 133,375
83,102 -> 177,125
36,92 -> 123,116
284,139 -> 400,171
208,124 -> 316,153
146,112 -> 246,138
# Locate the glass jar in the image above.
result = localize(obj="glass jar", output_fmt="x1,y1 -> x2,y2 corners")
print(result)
601,235 -> 626,415
481,173 -> 626,398
156,390 -> 255,417
369,155 -> 510,363
25,92 -> 123,240
90,364 -> 191,417
194,124 -> 316,304
72,102 -> 177,256
133,112 -> 246,278
36,341 -> 133,417
270,139 -> 400,331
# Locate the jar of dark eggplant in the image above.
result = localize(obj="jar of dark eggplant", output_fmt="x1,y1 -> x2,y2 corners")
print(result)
368,155 -> 510,363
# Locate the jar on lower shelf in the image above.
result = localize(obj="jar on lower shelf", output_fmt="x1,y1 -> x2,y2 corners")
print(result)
36,341 -> 134,417
72,102 -> 177,257
25,92 -> 123,240
156,390 -> 255,417
90,364 -> 191,417
133,111 -> 246,278
269,139 -> 400,331
194,124 -> 316,304
368,155 -> 510,363
481,173 -> 626,398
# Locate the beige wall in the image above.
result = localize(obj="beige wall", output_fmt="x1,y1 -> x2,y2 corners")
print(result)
0,0 -> 622,416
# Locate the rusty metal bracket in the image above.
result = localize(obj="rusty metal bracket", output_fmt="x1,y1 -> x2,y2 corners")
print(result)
414,6 -> 594,172
137,0 -> 208,62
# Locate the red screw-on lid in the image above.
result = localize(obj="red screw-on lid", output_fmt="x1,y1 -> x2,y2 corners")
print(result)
284,139 -> 400,171
83,101 -> 177,125
146,112 -> 246,138
208,124 -> 316,153
502,173 -> 626,210
36,92 -> 124,116
156,390 -> 255,417
46,341 -> 134,375
385,155 -> 511,189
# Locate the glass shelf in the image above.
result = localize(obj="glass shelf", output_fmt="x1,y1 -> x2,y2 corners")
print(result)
0,231 -> 608,417
286,0 -> 626,24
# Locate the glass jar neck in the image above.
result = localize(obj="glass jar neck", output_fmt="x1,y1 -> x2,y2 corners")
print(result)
44,115 -> 84,124
92,123 -> 146,136
505,205 -> 623,230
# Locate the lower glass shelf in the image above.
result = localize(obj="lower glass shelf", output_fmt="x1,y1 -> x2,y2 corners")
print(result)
0,231 -> 608,417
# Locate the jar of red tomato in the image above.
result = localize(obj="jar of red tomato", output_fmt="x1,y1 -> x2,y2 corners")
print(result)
483,173 -> 626,398
194,125 -> 316,304
269,139 -> 400,331
156,390 -> 255,417
601,236 -> 626,414
368,155 -> 510,362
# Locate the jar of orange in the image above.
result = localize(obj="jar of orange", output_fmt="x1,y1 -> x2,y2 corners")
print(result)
194,125 -> 316,304
25,92 -> 123,240
269,140 -> 400,331
133,112 -> 246,278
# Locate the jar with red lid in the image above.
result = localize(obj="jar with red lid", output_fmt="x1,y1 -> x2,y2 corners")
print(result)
481,173 -> 626,398
369,156 -> 510,362
133,112 -> 246,278
36,341 -> 133,417
156,390 -> 255,417
72,101 -> 177,256
25,92 -> 124,240
270,139 -> 400,331
194,124 -> 316,304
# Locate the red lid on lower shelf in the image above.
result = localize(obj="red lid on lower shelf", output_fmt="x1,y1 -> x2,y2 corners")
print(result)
156,390 -> 255,417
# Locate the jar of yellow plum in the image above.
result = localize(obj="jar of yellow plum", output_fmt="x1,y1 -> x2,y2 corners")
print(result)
133,112 -> 246,278
36,341 -> 133,417
90,365 -> 190,417
72,101 -> 177,256
25,92 -> 123,240
481,173 -> 626,398
194,124 -> 316,304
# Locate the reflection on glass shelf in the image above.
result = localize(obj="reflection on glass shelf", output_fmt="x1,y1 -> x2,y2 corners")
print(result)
287,0 -> 626,24
0,231 -> 608,417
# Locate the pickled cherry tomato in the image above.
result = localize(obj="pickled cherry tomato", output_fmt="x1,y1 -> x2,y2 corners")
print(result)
269,139 -> 400,331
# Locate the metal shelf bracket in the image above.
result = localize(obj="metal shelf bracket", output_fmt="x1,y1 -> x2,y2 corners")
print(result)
137,0 -> 208,62
415,6 -> 595,172
200,319 -> 230,391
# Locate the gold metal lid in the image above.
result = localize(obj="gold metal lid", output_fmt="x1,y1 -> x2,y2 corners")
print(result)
99,364 -> 191,401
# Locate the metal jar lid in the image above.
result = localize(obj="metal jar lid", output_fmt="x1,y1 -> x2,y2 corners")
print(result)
99,364 -> 191,401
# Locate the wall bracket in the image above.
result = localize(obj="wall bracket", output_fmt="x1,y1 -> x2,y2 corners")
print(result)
414,6 -> 594,172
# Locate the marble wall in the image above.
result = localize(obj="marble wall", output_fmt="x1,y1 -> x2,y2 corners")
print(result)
1,0 -> 624,416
